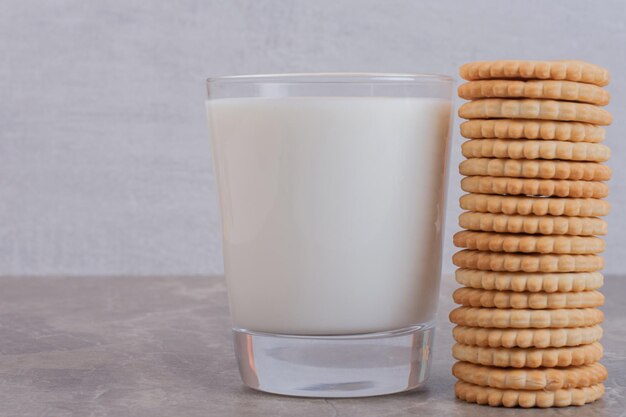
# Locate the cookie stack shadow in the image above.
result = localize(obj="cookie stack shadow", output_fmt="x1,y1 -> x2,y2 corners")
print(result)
450,61 -> 611,408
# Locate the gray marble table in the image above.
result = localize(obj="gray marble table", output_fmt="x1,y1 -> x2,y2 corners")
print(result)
0,275 -> 624,417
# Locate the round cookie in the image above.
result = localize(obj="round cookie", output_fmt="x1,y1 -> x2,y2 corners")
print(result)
452,361 -> 607,391
461,139 -> 611,162
459,60 -> 610,86
454,269 -> 604,293
453,231 -> 605,254
459,158 -> 611,181
460,119 -> 605,142
458,79 -> 610,105
452,325 -> 604,348
461,176 -> 609,198
458,99 -> 612,125
458,212 -> 608,236
454,380 -> 605,408
449,306 -> 604,329
452,341 -> 603,368
452,287 -> 605,309
452,250 -> 604,272
459,194 -> 611,217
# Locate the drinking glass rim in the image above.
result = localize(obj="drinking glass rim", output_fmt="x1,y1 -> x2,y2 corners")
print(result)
206,72 -> 453,84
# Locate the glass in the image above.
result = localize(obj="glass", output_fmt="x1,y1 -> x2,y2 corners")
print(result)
206,73 -> 453,397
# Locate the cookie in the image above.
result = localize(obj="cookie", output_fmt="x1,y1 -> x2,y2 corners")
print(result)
461,176 -> 608,198
461,139 -> 611,162
458,80 -> 610,105
452,361 -> 607,390
459,99 -> 612,125
459,158 -> 611,181
453,287 -> 605,309
459,194 -> 611,217
460,119 -> 605,142
452,250 -> 604,272
452,341 -> 603,368
454,269 -> 604,293
452,325 -> 603,348
453,231 -> 605,254
458,212 -> 608,236
459,60 -> 610,86
449,306 -> 604,328
454,381 -> 605,408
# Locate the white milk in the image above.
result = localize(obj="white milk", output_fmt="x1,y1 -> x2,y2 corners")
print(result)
207,97 -> 451,335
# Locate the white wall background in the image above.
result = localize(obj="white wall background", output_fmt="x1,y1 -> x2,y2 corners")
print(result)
1,0 -> 625,277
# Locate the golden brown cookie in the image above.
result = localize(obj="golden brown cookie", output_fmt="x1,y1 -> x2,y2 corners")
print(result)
459,60 -> 610,86
453,287 -> 605,309
454,269 -> 604,293
452,325 -> 603,348
453,231 -> 605,254
458,80 -> 610,105
452,341 -> 603,368
458,212 -> 608,236
452,361 -> 607,390
454,380 -> 605,408
449,306 -> 604,328
461,139 -> 611,162
459,194 -> 611,217
459,158 -> 611,181
461,176 -> 608,198
460,119 -> 605,142
459,99 -> 612,125
452,250 -> 604,272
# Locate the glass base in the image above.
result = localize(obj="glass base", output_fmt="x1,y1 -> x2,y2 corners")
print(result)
232,323 -> 435,398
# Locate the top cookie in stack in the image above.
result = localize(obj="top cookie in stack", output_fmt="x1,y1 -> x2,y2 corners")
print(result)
451,60 -> 611,408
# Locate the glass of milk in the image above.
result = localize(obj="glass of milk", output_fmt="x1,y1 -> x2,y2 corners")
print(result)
206,73 -> 453,397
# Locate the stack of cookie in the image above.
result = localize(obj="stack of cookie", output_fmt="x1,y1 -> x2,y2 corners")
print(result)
450,61 -> 611,408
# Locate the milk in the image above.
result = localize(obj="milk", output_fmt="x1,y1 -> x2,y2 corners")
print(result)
207,97 -> 452,335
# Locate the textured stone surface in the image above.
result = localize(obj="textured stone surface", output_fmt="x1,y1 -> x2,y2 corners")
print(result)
1,0 -> 625,277
0,275 -> 623,416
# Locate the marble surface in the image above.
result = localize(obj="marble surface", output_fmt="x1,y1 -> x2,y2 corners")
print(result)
0,275 -> 623,417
